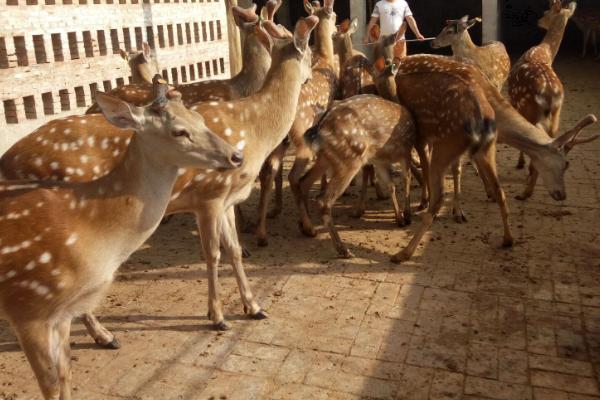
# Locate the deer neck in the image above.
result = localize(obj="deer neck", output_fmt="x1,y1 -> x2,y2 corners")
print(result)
541,18 -> 569,62
83,134 -> 179,240
244,56 -> 304,160
231,39 -> 271,97
338,36 -> 355,66
494,98 -> 555,156
452,31 -> 477,58
315,20 -> 336,68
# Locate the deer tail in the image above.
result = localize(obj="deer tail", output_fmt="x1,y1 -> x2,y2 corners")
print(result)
465,90 -> 497,155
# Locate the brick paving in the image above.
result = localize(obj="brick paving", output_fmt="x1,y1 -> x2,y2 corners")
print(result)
1,57 -> 599,399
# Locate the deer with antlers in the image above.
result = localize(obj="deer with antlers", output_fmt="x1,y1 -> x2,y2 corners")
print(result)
389,54 -> 598,262
0,78 -> 241,400
509,0 -> 575,190
85,1 -> 280,113
1,16 -> 318,346
431,16 -> 510,90
253,0 -> 338,246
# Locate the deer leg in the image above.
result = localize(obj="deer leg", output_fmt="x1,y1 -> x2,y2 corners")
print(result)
451,158 -> 467,224
369,164 -> 388,200
391,146 -> 456,263
320,161 -> 362,258
409,158 -> 424,187
400,156 -> 413,226
256,155 -> 280,246
221,206 -> 266,319
81,313 -> 120,349
289,147 -> 313,227
297,156 -> 328,237
474,144 -> 514,247
271,162 -> 285,218
12,319 -> 61,399
352,165 -> 370,218
516,163 -> 539,201
374,163 -> 407,226
516,151 -> 526,169
415,142 -> 430,210
196,208 -> 228,330
55,318 -> 73,400
582,28 -> 590,57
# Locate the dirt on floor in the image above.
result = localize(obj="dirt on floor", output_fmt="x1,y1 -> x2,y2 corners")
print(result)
1,56 -> 600,400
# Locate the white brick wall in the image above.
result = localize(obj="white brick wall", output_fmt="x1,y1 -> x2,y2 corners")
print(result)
0,0 -> 231,154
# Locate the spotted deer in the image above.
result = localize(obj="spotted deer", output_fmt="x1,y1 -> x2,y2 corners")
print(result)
509,1 -> 575,191
390,54 -> 599,262
0,79 -> 242,400
120,42 -> 160,85
1,17 -> 318,343
296,93 -> 419,258
572,6 -> 600,58
85,1 -> 280,113
431,16 -> 510,90
254,0 -> 338,246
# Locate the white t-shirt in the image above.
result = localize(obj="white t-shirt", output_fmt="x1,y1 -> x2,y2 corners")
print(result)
371,0 -> 413,36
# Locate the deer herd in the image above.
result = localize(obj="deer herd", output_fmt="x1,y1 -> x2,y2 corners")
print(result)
0,0 -> 598,398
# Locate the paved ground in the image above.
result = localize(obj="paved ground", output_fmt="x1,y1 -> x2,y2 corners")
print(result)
1,56 -> 600,400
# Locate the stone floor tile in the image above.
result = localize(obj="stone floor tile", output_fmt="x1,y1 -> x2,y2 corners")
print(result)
531,371 -> 600,396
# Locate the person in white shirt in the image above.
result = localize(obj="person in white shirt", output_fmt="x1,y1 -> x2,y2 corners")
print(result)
363,0 -> 424,60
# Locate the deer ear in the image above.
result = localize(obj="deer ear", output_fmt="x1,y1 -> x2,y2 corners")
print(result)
294,16 -> 318,53
95,92 -> 145,130
566,1 -> 577,15
304,0 -> 314,15
119,49 -> 129,61
323,0 -> 334,14
349,17 -> 359,34
260,5 -> 269,21
465,18 -> 479,29
142,42 -> 152,61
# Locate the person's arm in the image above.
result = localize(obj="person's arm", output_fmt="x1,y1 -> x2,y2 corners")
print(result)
406,15 -> 425,40
364,16 -> 379,44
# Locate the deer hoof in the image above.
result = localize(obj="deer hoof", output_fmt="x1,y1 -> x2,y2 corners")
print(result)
242,247 -> 251,258
257,237 -> 268,247
337,249 -> 354,259
502,237 -> 514,248
298,221 -> 317,237
351,209 -> 365,219
453,212 -> 467,224
267,208 -> 282,219
214,320 -> 231,331
515,193 -> 529,201
96,337 -> 121,350
417,202 -> 428,211
515,161 -> 525,170
250,309 -> 268,320
391,251 -> 410,264
160,215 -> 174,225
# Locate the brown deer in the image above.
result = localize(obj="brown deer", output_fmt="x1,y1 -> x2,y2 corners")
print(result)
0,79 -> 241,400
572,6 -> 600,58
509,1 -> 575,191
431,16 -> 510,90
120,42 -> 160,85
296,92 -> 419,258
389,54 -> 599,262
1,16 -> 318,343
85,1 -> 280,113
254,0 -> 338,246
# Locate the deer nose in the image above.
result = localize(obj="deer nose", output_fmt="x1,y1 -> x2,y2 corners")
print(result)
231,151 -> 244,167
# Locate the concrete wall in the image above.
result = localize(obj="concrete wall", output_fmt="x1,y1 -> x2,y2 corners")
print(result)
0,1 -> 230,154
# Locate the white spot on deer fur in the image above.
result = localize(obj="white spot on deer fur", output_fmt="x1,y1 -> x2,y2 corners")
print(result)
236,140 -> 246,151
101,138 -> 110,150
65,233 -> 78,246
65,167 -> 74,175
224,128 -> 232,136
50,127 -> 56,133
112,149 -> 120,157
57,281 -> 66,289
51,268 -> 60,276
61,143 -> 69,151
87,136 -> 96,147
93,165 -> 101,174
80,155 -> 89,164
80,119 -> 87,124
212,117 -> 220,123
177,168 -> 186,176
64,128 -> 72,134
75,168 -> 84,176
6,270 -> 16,279
171,192 -> 181,201
35,285 -> 50,296
39,252 -> 52,264
194,174 -> 205,182
25,261 -> 36,271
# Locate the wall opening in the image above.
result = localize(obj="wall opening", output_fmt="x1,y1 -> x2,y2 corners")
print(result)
83,31 -> 94,57
135,27 -> 143,49
97,30 -> 107,56
67,32 -> 79,59
123,27 -> 132,51
110,29 -> 120,54
171,67 -> 179,85
189,64 -> 195,81
59,89 -> 70,111
0,38 -> 9,68
89,83 -> 98,103
23,96 -> 37,120
42,92 -> 54,115
51,33 -> 64,62
167,24 -> 175,46
103,80 -> 112,92
146,26 -> 155,48
14,36 -> 28,66
180,65 -> 187,82
197,62 -> 203,78
3,100 -> 18,124
33,35 -> 48,64
74,86 -> 86,107
209,21 -> 215,41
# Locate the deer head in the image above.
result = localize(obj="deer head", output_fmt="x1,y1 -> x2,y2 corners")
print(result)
332,18 -> 358,55
97,76 -> 243,170
373,57 -> 398,100
431,15 -> 480,49
538,1 -> 577,30
532,114 -> 597,200
305,0 -> 337,39
119,42 -> 159,84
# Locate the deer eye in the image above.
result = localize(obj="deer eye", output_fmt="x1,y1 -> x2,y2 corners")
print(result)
565,161 -> 570,170
172,129 -> 190,139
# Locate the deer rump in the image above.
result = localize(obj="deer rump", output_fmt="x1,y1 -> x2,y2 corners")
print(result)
395,70 -> 496,155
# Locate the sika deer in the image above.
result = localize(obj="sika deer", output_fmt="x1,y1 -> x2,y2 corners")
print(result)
120,42 -> 160,85
297,93 -> 418,258
1,17 -> 318,339
85,1 -> 280,112
431,16 -> 510,90
572,6 -> 600,58
390,54 -> 599,261
254,0 -> 338,246
509,1 -> 575,189
0,79 -> 241,400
